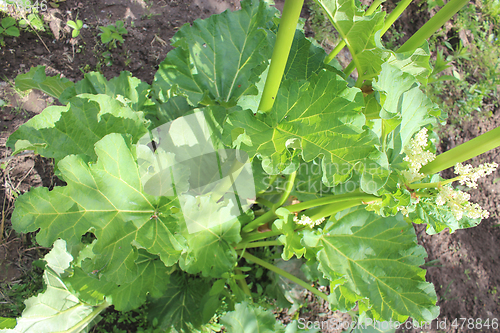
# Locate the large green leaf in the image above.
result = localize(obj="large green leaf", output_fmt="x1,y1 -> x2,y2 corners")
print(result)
7,94 -> 149,162
305,207 -> 439,323
314,0 -> 388,81
137,111 -> 251,278
108,250 -> 170,311
152,0 -> 277,106
15,65 -> 74,100
283,29 -> 329,81
58,71 -> 152,112
178,194 -> 242,277
224,70 -> 389,194
148,271 -> 212,333
0,240 -> 107,333
12,134 -> 184,285
372,57 -> 440,159
220,301 -> 284,333
392,43 -> 432,85
66,247 -> 172,312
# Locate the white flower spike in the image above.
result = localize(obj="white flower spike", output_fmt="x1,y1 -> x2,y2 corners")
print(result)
402,128 -> 436,183
293,215 -> 325,228
454,162 -> 498,189
435,185 -> 489,220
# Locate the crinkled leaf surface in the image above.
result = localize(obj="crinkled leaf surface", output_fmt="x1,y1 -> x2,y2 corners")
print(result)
225,70 -> 389,193
392,43 -> 432,85
7,94 -> 149,161
315,0 -> 388,81
372,56 -> 439,158
273,208 -> 306,260
283,29 -> 328,81
12,134 -> 184,285
108,250 -> 171,311
178,195 -> 242,277
58,71 -> 152,111
148,271 -> 212,333
237,28 -> 332,113
153,0 -> 277,106
0,240 -> 104,333
412,199 -> 480,234
15,65 -> 74,100
307,207 -> 439,323
365,171 -> 411,217
64,245 -> 171,312
221,301 -> 284,333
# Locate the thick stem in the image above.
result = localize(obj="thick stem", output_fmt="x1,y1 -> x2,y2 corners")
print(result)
381,0 -> 412,35
419,126 -> 500,175
286,190 -> 379,212
256,197 -> 274,209
242,210 -> 277,233
241,251 -> 329,302
234,240 -> 281,250
276,171 -> 297,207
259,0 -> 304,113
235,268 -> 252,297
307,198 -> 375,221
72,302 -> 110,332
242,171 -> 297,233
323,0 -> 383,65
241,229 -> 282,243
397,0 -> 469,53
408,176 -> 459,190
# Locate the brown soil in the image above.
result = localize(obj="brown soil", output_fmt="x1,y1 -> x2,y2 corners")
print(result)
1,1 -> 499,332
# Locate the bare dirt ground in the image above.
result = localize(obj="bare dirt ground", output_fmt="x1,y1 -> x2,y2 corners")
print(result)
1,1 -> 499,332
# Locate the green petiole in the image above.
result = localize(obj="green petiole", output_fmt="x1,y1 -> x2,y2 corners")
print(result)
259,0 -> 304,113
397,0 -> 470,53
419,126 -> 500,176
240,251 -> 329,302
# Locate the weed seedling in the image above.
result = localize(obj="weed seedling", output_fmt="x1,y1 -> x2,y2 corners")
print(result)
98,20 -> 128,48
67,19 -> 83,38
0,17 -> 20,47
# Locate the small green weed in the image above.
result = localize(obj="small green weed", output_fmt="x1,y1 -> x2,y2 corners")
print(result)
67,19 -> 83,38
18,12 -> 45,31
425,2 -> 500,121
98,20 -> 128,48
0,262 -> 44,318
102,50 -> 113,66
0,17 -> 19,47
307,1 -> 341,49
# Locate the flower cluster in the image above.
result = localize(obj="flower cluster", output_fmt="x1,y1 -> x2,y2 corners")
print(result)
402,128 -> 436,183
454,162 -> 498,189
293,215 -> 325,228
435,185 -> 489,220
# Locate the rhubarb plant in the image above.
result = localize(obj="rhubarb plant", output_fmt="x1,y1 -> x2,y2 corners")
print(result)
2,0 -> 499,332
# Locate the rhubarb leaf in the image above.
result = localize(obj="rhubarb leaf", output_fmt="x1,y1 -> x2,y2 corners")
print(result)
225,70 -> 389,194
11,134 -> 184,285
311,207 -> 439,322
7,94 -> 149,162
153,0 -> 277,106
